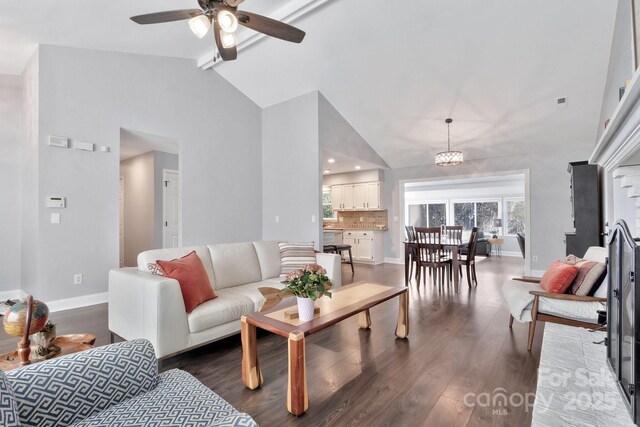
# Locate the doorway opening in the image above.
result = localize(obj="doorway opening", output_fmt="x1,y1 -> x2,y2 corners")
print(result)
401,172 -> 529,270
119,128 -> 180,267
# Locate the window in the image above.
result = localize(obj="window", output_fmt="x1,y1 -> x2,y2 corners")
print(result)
505,198 -> 525,235
453,200 -> 499,230
408,203 -> 447,227
322,187 -> 335,219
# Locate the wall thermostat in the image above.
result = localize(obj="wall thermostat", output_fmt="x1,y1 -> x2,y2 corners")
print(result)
46,196 -> 66,208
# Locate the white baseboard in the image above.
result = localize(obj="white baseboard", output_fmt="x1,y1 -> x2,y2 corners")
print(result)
384,257 -> 404,264
0,289 -> 27,302
45,292 -> 109,313
500,251 -> 523,258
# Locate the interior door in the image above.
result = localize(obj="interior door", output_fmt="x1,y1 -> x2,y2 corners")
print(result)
163,170 -> 180,248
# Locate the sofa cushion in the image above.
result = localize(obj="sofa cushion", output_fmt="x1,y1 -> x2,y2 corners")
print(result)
279,242 -> 316,275
70,369 -> 257,427
138,246 -> 215,287
208,243 -> 262,290
7,339 -> 158,427
568,260 -> 606,296
253,241 -> 282,279
157,251 -> 217,313
187,288 -> 255,333
0,371 -> 19,427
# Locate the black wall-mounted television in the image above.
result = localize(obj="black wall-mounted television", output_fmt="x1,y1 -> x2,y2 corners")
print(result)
607,220 -> 640,425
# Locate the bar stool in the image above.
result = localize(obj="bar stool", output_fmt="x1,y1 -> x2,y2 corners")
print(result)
332,244 -> 354,274
322,245 -> 337,254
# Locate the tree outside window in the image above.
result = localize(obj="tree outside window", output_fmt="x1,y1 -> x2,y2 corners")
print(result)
453,203 -> 475,230
476,202 -> 499,231
322,188 -> 334,219
506,199 -> 525,235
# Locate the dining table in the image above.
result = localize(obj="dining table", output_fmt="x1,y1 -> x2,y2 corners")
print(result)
403,239 -> 463,292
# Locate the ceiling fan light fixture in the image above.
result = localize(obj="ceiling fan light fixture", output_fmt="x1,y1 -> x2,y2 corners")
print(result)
188,15 -> 211,39
220,30 -> 237,48
217,10 -> 238,33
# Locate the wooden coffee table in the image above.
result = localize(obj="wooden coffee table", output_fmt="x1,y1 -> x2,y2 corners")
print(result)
241,282 -> 409,416
0,333 -> 96,371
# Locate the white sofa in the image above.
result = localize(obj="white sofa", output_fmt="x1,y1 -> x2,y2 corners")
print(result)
109,241 -> 341,359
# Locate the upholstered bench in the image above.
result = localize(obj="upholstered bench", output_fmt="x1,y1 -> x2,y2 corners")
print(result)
0,339 -> 256,427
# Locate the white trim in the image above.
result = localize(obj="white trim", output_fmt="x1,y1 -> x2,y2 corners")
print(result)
0,289 -> 27,302
198,0 -> 332,70
45,292 -> 108,313
384,257 -> 404,265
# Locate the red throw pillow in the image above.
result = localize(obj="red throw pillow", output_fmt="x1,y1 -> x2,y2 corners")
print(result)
156,251 -> 217,313
540,260 -> 579,293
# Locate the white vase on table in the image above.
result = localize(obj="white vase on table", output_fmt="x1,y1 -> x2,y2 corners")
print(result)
297,297 -> 315,321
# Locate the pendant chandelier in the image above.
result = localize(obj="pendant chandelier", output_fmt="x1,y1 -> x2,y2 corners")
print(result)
435,118 -> 463,167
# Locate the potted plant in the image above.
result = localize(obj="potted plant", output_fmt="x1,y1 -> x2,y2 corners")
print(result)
281,264 -> 332,321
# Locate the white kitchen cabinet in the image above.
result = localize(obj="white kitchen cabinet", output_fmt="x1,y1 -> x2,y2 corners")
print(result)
331,182 -> 382,211
331,185 -> 342,211
341,230 -> 385,264
366,182 -> 380,209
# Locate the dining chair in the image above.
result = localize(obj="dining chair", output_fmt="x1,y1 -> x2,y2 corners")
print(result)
457,227 -> 479,287
442,225 -> 463,275
404,225 -> 418,280
414,227 -> 451,286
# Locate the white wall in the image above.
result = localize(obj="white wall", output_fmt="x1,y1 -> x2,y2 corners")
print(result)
20,52 -> 39,297
262,91 -> 322,246
385,147 -> 593,272
598,0 -> 634,141
323,169 -> 383,187
25,45 -> 262,301
0,74 -> 22,291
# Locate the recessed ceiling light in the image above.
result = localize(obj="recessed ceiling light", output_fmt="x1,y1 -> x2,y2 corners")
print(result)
323,169 -> 331,174
355,165 -> 361,170
327,158 -> 335,163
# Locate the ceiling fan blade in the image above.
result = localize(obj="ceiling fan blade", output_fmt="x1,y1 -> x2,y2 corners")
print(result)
236,11 -> 305,43
130,9 -> 203,25
214,20 -> 238,61
225,0 -> 245,6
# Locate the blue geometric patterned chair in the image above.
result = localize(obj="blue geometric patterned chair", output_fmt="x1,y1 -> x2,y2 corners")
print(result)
0,339 -> 257,427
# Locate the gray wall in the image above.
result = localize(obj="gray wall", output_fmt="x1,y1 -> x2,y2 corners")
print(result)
0,74 -> 22,291
25,45 -> 262,301
598,0 -> 634,141
262,91 -> 322,246
120,152 -> 155,267
384,147 -> 593,273
153,151 -> 179,248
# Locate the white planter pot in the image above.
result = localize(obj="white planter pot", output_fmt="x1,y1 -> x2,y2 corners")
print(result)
297,297 -> 315,321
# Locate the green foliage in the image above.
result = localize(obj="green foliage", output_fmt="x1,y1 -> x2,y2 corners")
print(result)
281,265 -> 332,300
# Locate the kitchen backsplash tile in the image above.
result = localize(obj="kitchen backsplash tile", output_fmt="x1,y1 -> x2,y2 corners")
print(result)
324,210 -> 388,230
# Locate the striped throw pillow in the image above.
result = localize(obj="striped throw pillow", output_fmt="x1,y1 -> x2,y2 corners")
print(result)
279,242 -> 316,276
570,260 -> 606,296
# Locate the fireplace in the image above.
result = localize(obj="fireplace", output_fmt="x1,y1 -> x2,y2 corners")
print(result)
608,219 -> 640,424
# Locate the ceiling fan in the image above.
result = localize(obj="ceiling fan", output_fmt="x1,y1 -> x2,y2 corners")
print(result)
130,0 -> 306,62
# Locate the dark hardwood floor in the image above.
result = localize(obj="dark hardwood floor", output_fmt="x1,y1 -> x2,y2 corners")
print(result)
0,256 -> 543,426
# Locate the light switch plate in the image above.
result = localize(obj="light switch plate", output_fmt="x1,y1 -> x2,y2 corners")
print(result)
51,213 -> 61,224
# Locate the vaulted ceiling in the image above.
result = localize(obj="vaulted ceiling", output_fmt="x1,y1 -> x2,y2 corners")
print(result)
1,0 -> 618,170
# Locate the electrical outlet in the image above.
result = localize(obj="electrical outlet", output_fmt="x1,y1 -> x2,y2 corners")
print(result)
360,217 -> 364,222
74,273 -> 83,285
532,255 -> 538,263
